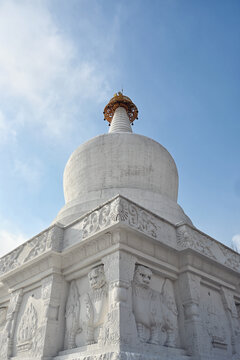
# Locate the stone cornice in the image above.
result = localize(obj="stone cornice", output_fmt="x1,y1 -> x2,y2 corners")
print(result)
176,223 -> 240,273
63,195 -> 169,249
0,195 -> 240,280
0,225 -> 63,278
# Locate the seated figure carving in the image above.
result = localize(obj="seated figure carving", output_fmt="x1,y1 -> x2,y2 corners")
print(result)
64,265 -> 108,349
132,265 -> 178,346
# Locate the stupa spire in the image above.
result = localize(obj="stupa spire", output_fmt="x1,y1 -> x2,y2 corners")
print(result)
103,92 -> 138,133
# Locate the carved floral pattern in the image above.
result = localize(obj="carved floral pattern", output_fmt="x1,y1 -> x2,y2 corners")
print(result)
1,195 -> 240,280
0,247 -> 23,275
81,197 -> 160,241
176,224 -> 240,273
176,225 -> 216,260
221,246 -> 240,272
17,301 -> 38,351
82,204 -> 112,238
0,225 -> 63,276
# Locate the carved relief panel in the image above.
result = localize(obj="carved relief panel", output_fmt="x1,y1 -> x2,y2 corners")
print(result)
64,265 -> 108,350
17,299 -> 38,352
12,287 -> 45,357
200,285 -> 232,357
64,262 -> 180,351
132,265 -> 179,347
0,306 -> 8,357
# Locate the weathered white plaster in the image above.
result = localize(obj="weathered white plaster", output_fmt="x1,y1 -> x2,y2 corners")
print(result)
54,131 -> 183,226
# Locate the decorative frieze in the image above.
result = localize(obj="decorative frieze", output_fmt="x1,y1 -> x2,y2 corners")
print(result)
176,225 -> 216,260
80,197 -> 159,242
0,225 -> 63,276
1,196 -> 240,285
63,197 -> 162,249
176,224 -> 240,273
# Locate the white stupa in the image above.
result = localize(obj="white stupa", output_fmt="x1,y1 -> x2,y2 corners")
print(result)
0,92 -> 240,360
55,92 -> 191,227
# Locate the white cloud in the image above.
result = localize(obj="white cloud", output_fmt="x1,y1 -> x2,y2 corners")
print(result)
0,0 -> 113,140
0,110 -> 16,143
0,229 -> 26,258
232,234 -> 240,253
14,158 -> 43,190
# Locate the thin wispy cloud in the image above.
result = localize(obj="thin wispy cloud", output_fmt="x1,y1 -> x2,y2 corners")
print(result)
0,110 -> 16,143
14,158 -> 44,190
0,1 -> 120,257
0,229 -> 27,257
0,0 -> 115,141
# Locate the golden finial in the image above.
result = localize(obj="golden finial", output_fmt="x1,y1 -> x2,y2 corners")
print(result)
103,92 -> 138,124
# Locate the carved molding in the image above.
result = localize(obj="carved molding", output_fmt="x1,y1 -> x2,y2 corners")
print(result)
176,225 -> 216,260
0,225 -> 63,276
221,246 -> 240,272
55,351 -> 188,360
64,197 -> 162,249
64,234 -> 117,268
176,224 -> 240,273
1,196 -> 240,280
103,251 -> 136,283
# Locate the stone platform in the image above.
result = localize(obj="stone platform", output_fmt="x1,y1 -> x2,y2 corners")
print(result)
0,195 -> 240,360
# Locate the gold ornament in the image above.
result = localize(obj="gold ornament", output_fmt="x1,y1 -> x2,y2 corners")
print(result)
103,92 -> 138,123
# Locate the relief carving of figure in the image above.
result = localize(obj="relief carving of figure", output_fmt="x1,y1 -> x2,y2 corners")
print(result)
161,279 -> 178,347
64,265 -> 108,349
132,265 -> 161,344
132,265 -> 178,346
80,265 -> 108,345
64,280 -> 80,349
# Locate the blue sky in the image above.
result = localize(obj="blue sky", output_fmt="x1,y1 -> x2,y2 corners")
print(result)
0,0 -> 239,257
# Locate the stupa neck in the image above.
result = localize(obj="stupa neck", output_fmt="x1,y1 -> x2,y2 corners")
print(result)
108,107 -> 132,133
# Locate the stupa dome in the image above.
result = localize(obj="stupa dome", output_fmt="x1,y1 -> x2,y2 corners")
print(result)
54,93 -> 192,225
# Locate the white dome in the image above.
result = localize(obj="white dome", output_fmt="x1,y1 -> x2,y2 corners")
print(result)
54,132 -> 192,226
64,133 -> 178,203
54,95 -> 192,226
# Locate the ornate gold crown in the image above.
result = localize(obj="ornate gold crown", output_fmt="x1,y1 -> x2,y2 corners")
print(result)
103,92 -> 138,123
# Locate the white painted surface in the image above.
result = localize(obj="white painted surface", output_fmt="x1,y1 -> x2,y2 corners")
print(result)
54,132 -> 181,225
108,106 -> 132,133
